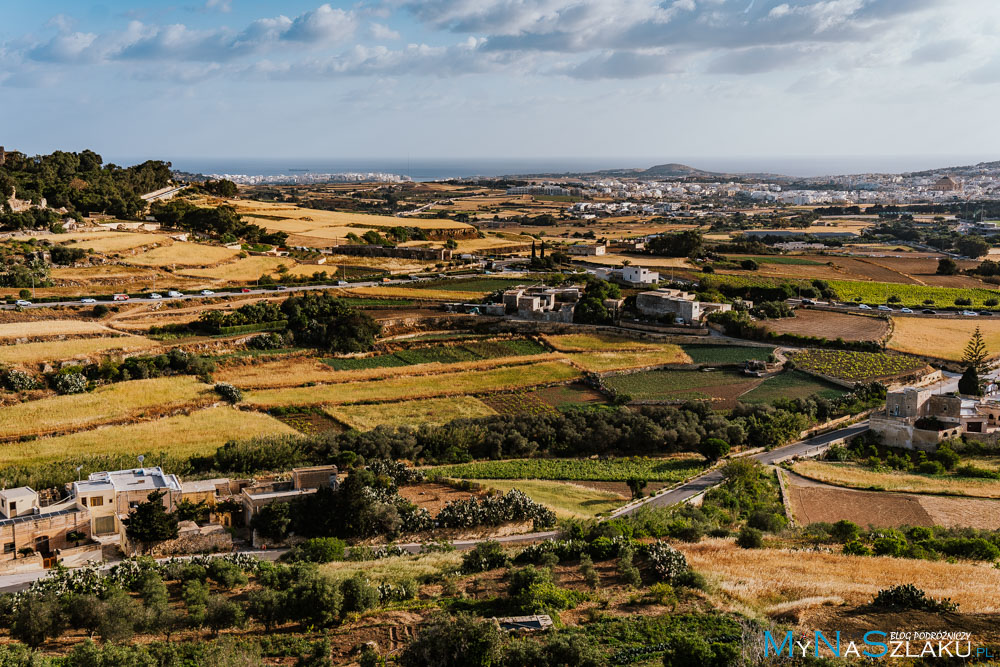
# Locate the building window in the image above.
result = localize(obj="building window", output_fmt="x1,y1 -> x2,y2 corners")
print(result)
93,516 -> 115,535
89,496 -> 104,507
2,543 -> 12,554
79,497 -> 87,507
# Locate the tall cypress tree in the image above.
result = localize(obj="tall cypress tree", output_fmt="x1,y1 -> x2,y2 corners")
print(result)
962,326 -> 989,374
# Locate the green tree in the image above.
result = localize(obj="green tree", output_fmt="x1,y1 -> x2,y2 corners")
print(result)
11,594 -> 65,648
122,490 -> 178,552
204,595 -> 245,637
247,588 -> 287,632
697,437 -> 730,462
936,258 -> 959,275
959,366 -> 982,396
625,477 -> 648,500
962,326 -> 990,374
252,501 -> 292,543
399,613 -> 503,667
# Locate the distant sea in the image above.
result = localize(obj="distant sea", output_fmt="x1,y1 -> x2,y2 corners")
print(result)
110,155 -> 998,181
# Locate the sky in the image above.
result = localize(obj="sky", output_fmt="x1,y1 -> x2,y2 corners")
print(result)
2,0 -> 1000,171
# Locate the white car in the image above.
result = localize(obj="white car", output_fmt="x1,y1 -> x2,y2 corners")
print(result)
200,290 -> 215,296
14,300 -> 31,307
877,305 -> 891,311
858,304 -> 872,310
149,293 -> 162,299
336,280 -> 348,286
900,307 -> 913,314
80,298 -> 96,304
963,310 -> 978,316
167,291 -> 183,298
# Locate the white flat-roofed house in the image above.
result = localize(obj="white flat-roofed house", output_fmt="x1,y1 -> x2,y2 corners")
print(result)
0,487 -> 39,519
73,467 -> 182,538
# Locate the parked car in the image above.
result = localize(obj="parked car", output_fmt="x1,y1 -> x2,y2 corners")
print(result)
858,304 -> 872,310
80,298 -> 96,304
900,307 -> 913,313
14,300 -> 31,307
922,309 -> 936,314
877,305 -> 891,311
167,291 -> 183,298
149,293 -> 162,299
200,290 -> 215,296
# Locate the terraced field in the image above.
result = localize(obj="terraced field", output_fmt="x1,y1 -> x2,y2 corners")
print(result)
328,396 -> 497,430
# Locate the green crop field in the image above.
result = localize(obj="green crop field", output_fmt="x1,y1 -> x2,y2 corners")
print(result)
738,370 -> 848,404
791,349 -> 926,382
433,455 -> 706,482
680,345 -> 774,365
605,368 -> 758,402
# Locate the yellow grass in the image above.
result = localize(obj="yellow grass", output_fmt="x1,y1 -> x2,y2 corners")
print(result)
127,243 -> 241,267
212,198 -> 472,231
0,319 -> 111,341
568,349 -> 690,372
792,460 -> 1000,498
312,254 -> 435,272
544,333 -> 682,353
245,360 -> 582,407
889,317 -> 1000,360
341,286 -> 488,301
0,376 -> 213,439
470,479 -> 625,519
216,353 -> 568,389
329,396 -> 497,430
180,256 -> 299,281
454,236 -> 532,251
680,538 -> 1000,612
58,232 -> 171,253
583,254 -> 694,269
0,407 -> 296,467
0,336 -> 160,365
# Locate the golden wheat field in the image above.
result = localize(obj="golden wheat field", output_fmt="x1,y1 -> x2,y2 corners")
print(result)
211,198 -> 472,231
245,360 -> 582,407
567,349 -> 690,372
216,353 -> 567,390
0,335 -> 160,365
57,232 -> 172,253
0,376 -> 213,439
328,395 -> 497,430
888,317 -> 1000,360
543,333 -> 683,353
680,538 -> 1000,612
0,406 -> 296,467
0,319 -> 112,341
127,242 -> 241,267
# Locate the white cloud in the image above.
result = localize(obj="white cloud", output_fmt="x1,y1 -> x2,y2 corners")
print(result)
370,22 -> 401,40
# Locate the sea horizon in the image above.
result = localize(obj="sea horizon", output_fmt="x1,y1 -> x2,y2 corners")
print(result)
105,154 -> 1000,182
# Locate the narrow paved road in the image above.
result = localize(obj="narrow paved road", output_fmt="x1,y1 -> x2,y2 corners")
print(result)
610,421 -> 870,517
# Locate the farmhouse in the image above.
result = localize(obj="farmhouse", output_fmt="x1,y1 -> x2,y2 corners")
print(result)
871,386 -> 1000,451
502,285 -> 580,323
565,243 -> 606,256
74,467 -> 184,539
241,465 -> 339,545
635,288 -> 730,324
595,265 -> 660,287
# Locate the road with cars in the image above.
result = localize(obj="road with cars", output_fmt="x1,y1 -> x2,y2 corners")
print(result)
0,274 -> 482,310
788,298 -> 993,319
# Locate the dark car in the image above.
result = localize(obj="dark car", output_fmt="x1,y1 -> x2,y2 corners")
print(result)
921,309 -> 936,314
801,299 -> 816,305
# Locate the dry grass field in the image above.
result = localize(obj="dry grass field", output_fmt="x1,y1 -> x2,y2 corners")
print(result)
582,254 -> 694,270
567,349 -> 689,372
680,538 -> 1000,612
245,360 -> 582,407
889,317 -> 1000,360
179,256 -> 299,281
0,335 -> 160,366
792,460 -> 1000,498
127,243 -> 241,267
309,254 -> 435,273
0,376 -> 213,440
469,479 -> 625,519
328,396 -> 496,430
760,310 -> 890,342
216,353 -> 567,389
54,232 -> 171,253
0,319 -> 113,342
0,407 -> 296,467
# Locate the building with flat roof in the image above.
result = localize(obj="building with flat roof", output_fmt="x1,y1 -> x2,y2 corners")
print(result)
73,467 -> 182,538
635,288 -> 730,324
